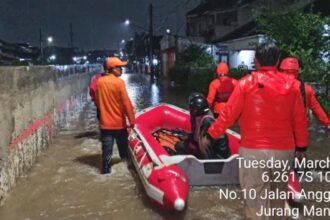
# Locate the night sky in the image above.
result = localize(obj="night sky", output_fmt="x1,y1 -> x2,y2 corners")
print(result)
0,0 -> 200,50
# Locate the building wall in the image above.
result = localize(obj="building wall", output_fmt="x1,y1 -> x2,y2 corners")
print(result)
0,64 -> 100,205
224,35 -> 264,69
229,50 -> 256,70
187,0 -> 314,42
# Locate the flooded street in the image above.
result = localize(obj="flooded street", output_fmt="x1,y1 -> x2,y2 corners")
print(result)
0,72 -> 329,220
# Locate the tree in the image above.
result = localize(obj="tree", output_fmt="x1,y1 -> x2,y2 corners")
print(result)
177,44 -> 214,68
256,9 -> 330,109
169,44 -> 215,93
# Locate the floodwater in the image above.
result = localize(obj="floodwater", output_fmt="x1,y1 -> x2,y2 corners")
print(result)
0,72 -> 329,220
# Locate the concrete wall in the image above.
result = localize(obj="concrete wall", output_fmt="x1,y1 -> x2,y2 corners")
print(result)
0,64 -> 100,204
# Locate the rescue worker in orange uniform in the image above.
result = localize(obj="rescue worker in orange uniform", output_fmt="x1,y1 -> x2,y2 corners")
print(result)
96,57 -> 136,174
207,62 -> 237,118
280,57 -> 330,133
206,44 -> 308,219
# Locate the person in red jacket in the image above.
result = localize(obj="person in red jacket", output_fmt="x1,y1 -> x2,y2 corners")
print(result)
206,62 -> 237,118
206,43 -> 308,219
90,74 -> 102,104
89,61 -> 108,120
280,57 -> 330,133
96,57 -> 136,174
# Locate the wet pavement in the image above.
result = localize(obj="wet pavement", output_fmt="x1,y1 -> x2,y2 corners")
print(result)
0,72 -> 329,220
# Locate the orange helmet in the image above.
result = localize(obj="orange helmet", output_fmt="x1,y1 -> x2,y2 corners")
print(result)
216,62 -> 229,75
280,57 -> 299,77
106,57 -> 128,69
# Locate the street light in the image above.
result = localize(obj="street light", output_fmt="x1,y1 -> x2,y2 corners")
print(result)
124,18 -> 155,79
166,29 -> 171,34
118,39 -> 126,49
124,19 -> 147,32
49,54 -> 56,64
117,39 -> 127,55
47,36 -> 53,44
49,54 -> 56,61
39,32 -> 54,64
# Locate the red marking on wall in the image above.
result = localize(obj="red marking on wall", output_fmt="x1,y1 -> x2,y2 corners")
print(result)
9,98 -> 73,149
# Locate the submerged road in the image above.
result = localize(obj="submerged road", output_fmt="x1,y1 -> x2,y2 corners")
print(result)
0,72 -> 329,220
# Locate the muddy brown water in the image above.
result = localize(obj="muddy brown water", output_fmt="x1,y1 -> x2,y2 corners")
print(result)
0,72 -> 329,220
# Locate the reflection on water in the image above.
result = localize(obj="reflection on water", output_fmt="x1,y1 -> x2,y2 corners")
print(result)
124,73 -> 190,112
122,73 -> 159,111
0,72 -> 329,220
150,83 -> 160,106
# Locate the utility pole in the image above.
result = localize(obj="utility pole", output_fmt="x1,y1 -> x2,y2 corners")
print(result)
39,28 -> 44,62
149,3 -> 154,80
69,23 -> 74,48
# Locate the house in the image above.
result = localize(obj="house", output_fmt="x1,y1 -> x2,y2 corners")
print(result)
186,0 -> 320,69
186,0 -> 255,42
0,39 -> 39,65
160,35 -> 217,77
187,0 -> 315,43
